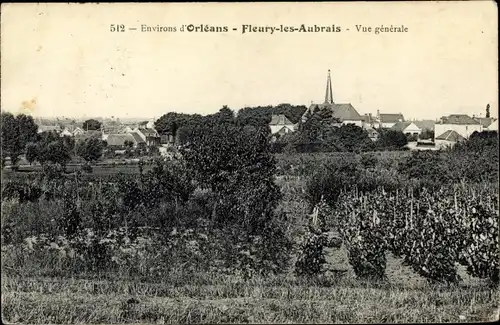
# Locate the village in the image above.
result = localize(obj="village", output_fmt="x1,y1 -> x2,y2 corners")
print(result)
27,69 -> 498,165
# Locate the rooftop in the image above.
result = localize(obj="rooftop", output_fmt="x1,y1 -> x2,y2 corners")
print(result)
441,114 -> 481,125
270,114 -> 294,125
306,103 -> 362,121
436,130 -> 466,142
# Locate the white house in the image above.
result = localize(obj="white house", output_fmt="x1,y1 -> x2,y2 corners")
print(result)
391,121 -> 422,136
435,130 -> 466,149
434,114 -> 483,139
377,112 -> 405,129
60,128 -> 73,137
38,125 -> 61,134
131,127 -> 161,146
269,114 -> 296,135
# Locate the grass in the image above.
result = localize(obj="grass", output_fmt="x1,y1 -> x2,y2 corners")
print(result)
2,266 -> 498,324
2,244 -> 499,324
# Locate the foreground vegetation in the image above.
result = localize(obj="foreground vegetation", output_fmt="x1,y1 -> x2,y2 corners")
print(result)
1,109 -> 499,323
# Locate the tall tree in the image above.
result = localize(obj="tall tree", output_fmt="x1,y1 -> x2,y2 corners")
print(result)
76,138 -> 104,163
376,129 -> 408,150
0,112 -> 38,168
486,104 -> 491,118
82,119 -> 102,131
30,131 -> 73,169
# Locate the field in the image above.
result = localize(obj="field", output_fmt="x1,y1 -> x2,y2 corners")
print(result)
1,150 -> 499,324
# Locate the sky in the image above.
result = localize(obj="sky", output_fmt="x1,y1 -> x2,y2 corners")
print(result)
1,2 -> 498,120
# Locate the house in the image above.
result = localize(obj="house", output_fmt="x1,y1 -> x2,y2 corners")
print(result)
434,114 -> 483,139
391,121 -> 422,136
435,130 -> 466,149
37,125 -> 61,134
101,125 -> 132,141
301,70 -> 363,127
269,114 -> 296,135
72,127 -> 85,136
132,127 -> 161,146
105,133 -> 146,149
376,111 -> 405,129
60,125 -> 85,137
60,128 -> 73,137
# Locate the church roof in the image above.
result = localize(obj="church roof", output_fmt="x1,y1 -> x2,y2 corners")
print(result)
307,103 -> 363,121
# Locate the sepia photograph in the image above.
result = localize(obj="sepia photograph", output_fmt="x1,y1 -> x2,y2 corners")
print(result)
1,2 -> 499,324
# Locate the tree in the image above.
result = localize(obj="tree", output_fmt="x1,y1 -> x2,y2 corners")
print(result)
235,104 -> 307,128
82,119 -> 102,131
25,142 -> 39,165
419,129 -> 435,140
376,129 -> 408,150
180,119 -> 280,229
179,119 -> 292,275
76,137 -> 104,163
0,112 -> 38,169
292,107 -> 342,152
328,124 -> 375,152
215,105 -> 235,124
154,112 -> 203,139
29,131 -> 73,169
486,104 -> 491,118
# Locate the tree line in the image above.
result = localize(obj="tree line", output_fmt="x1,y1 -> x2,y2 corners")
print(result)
1,112 -> 106,171
154,104 -> 412,153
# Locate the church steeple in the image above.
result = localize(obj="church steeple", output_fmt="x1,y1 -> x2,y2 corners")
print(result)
324,69 -> 334,104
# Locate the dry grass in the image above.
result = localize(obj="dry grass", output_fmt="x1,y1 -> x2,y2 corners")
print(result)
2,244 -> 499,324
2,273 -> 497,324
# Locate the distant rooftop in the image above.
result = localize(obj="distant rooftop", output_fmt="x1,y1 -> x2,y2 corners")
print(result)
379,113 -> 405,123
441,114 -> 480,125
270,114 -> 294,125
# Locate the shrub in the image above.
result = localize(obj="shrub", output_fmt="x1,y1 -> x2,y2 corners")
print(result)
180,117 -> 293,276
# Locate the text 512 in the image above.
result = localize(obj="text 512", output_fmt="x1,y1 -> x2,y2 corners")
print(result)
110,24 -> 126,32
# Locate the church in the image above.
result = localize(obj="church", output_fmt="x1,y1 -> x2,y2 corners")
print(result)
301,70 -> 363,127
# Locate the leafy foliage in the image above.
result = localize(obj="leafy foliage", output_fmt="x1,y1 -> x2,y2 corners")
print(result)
76,138 -> 105,163
330,185 -> 499,284
82,119 -> 102,131
375,129 -> 408,150
0,112 -> 38,167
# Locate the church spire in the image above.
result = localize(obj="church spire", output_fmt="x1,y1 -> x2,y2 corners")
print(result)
324,69 -> 334,104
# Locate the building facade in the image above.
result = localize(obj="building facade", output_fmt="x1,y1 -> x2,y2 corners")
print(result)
434,114 -> 483,139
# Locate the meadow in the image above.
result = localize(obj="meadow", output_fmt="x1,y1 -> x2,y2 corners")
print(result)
1,147 -> 499,324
